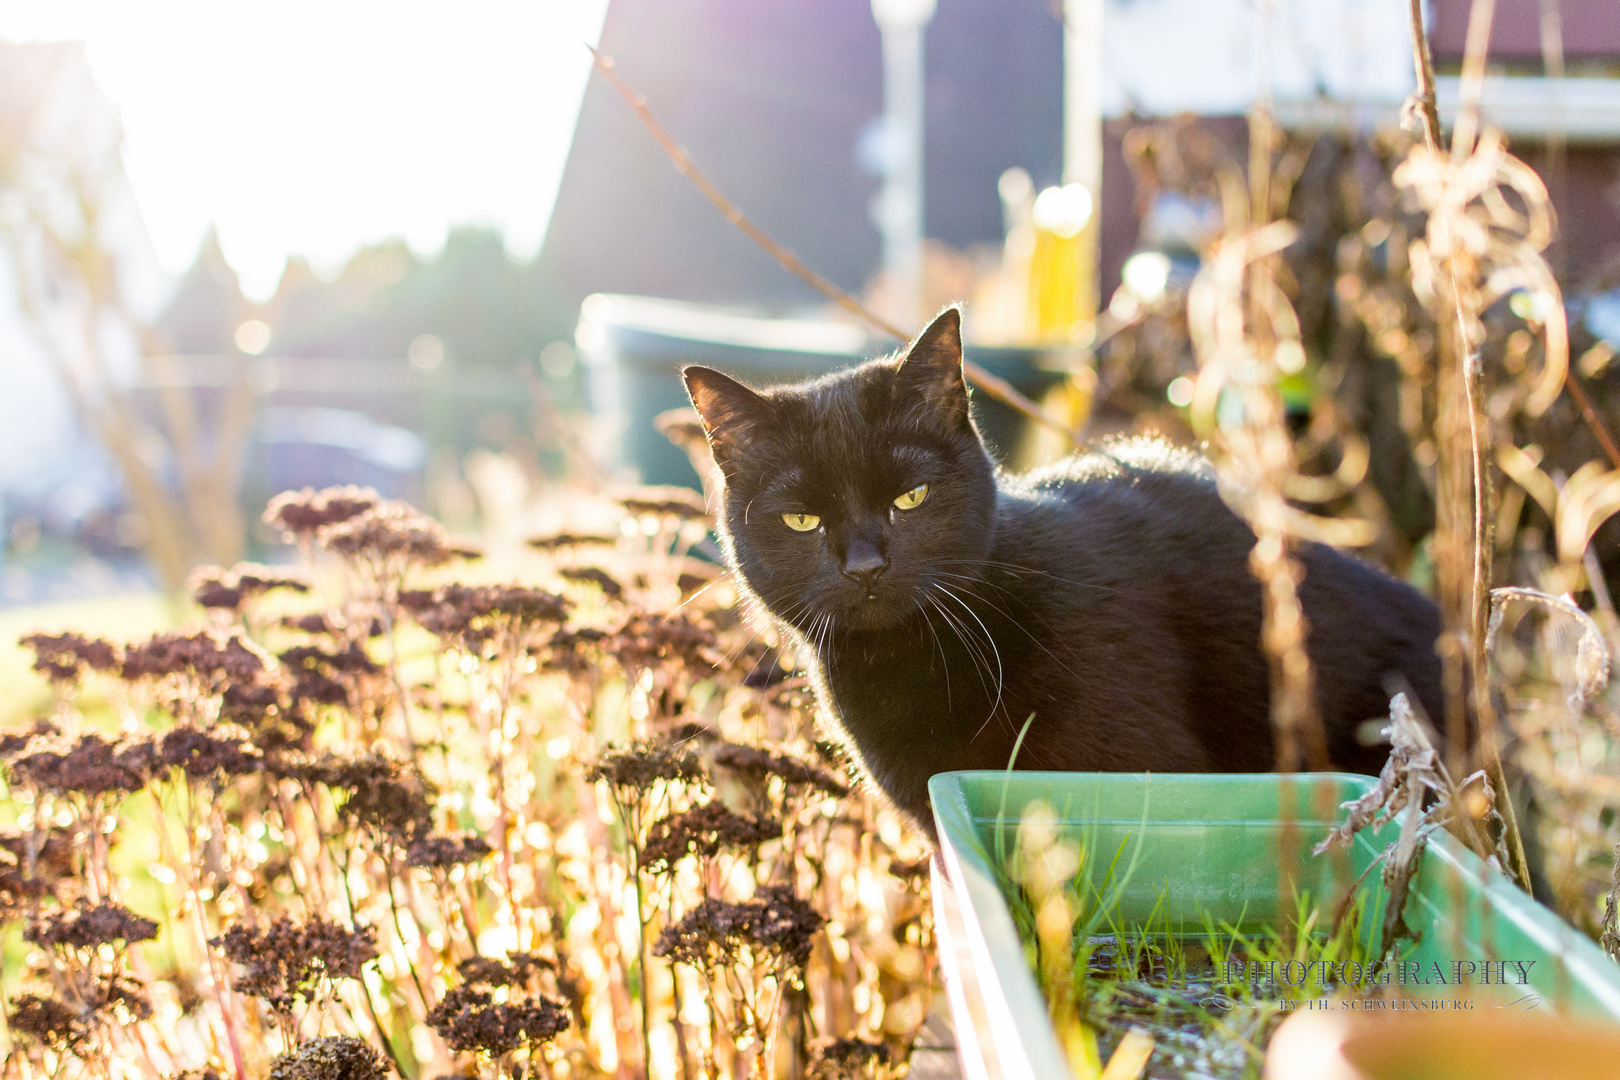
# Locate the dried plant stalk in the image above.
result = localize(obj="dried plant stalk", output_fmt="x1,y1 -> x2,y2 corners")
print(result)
1186,186 -> 1354,773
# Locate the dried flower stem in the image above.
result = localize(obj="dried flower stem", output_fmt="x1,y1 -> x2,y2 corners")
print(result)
1564,373 -> 1620,471
170,788 -> 249,1080
1398,0 -> 1538,890
1405,0 -> 1444,151
1602,843 -> 1620,961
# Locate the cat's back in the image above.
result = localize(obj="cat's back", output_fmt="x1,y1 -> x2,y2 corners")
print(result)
1020,435 -> 1215,490
995,436 -> 1252,569
991,434 -> 1441,774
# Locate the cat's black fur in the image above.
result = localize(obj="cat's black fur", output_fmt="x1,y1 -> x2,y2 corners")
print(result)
684,307 -> 1443,837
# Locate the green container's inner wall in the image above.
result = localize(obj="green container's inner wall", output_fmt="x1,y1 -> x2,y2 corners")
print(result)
941,771 -> 1620,1020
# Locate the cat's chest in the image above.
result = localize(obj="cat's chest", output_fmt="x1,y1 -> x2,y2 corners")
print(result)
810,610 -> 1019,751
816,635 -> 941,720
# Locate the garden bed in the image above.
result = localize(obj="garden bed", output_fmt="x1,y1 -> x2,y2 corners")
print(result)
930,771 -> 1620,1079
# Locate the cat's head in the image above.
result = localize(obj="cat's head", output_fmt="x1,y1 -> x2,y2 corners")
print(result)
683,306 -> 996,635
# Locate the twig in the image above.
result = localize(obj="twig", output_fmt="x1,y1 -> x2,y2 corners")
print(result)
1411,0 -> 1617,509
1405,0 -> 1444,151
584,45 -> 1083,446
1565,372 -> 1620,471
1400,0 -> 1534,892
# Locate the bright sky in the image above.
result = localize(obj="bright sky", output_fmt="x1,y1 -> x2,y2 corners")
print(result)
0,0 -> 611,299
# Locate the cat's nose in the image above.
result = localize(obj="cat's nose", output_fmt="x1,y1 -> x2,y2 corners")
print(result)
841,544 -> 888,594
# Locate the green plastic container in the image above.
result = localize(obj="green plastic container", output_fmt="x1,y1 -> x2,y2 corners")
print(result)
929,771 -> 1620,1079
574,293 -> 1072,488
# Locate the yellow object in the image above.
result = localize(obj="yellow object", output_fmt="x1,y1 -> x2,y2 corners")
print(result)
1099,1028 -> 1155,1080
1061,1020 -> 1103,1080
1026,183 -> 1098,344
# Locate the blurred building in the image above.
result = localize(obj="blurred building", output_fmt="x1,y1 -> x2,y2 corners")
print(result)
1428,0 -> 1620,291
535,0 -> 1415,327
537,0 -> 1620,329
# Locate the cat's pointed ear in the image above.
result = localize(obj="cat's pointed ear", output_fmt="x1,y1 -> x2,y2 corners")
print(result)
893,306 -> 970,431
683,366 -> 775,476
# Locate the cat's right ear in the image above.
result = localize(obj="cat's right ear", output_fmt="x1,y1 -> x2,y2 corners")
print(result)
683,366 -> 774,476
893,305 -> 970,432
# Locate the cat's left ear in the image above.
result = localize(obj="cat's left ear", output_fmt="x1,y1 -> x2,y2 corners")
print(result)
893,305 -> 970,431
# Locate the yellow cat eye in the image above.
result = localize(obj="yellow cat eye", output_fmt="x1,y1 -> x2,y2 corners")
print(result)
894,483 -> 929,510
783,512 -> 821,532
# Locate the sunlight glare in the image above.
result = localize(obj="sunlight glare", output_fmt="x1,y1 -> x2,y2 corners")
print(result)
0,0 -> 610,298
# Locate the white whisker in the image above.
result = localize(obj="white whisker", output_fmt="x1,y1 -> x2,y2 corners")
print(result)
929,571 -> 1082,679
928,591 -> 993,706
932,557 -> 1118,594
915,596 -> 952,709
936,582 -> 1005,730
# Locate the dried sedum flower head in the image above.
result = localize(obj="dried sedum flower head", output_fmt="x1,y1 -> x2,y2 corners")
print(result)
406,832 -> 494,870
614,485 -> 713,524
556,566 -> 624,598
400,584 -> 569,650
280,643 -> 379,677
712,742 -> 851,797
214,917 -> 378,1016
156,725 -> 264,781
264,486 -> 378,539
0,828 -> 75,899
190,563 -> 310,611
318,501 -> 479,567
586,739 -> 705,793
278,643 -> 379,709
653,884 -> 824,973
120,631 -> 267,682
0,718 -> 57,759
9,733 -> 152,795
93,973 -> 152,1022
526,531 -> 618,552
268,1035 -> 389,1080
19,633 -> 119,685
608,612 -> 722,672
540,627 -> 608,676
426,986 -> 570,1057
641,800 -> 782,873
291,754 -> 434,840
811,1037 -> 892,1080
455,953 -> 553,989
25,902 -> 159,950
9,994 -> 85,1049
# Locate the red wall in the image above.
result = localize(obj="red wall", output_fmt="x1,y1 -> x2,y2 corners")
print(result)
1430,0 -> 1620,64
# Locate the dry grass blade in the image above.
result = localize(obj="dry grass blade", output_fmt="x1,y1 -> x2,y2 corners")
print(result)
1314,692 -> 1504,955
1390,0 -> 1565,887
1186,210 -> 1341,773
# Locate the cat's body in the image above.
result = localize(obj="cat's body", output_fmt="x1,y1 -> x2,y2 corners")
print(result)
685,308 -> 1443,836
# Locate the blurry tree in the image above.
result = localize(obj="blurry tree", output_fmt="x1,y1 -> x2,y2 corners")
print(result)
0,43 -> 251,593
254,226 -> 564,369
160,225 -> 254,354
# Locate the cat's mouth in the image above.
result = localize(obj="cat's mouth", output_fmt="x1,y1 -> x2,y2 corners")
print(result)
827,587 -> 913,632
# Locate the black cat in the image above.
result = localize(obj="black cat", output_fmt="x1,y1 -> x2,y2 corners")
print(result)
684,307 -> 1443,837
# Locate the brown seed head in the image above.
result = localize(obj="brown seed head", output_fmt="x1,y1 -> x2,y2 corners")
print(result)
641,800 -> 782,873
268,1036 -> 389,1080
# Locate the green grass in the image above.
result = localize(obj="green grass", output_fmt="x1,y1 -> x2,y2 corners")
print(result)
1001,808 -> 1388,1079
